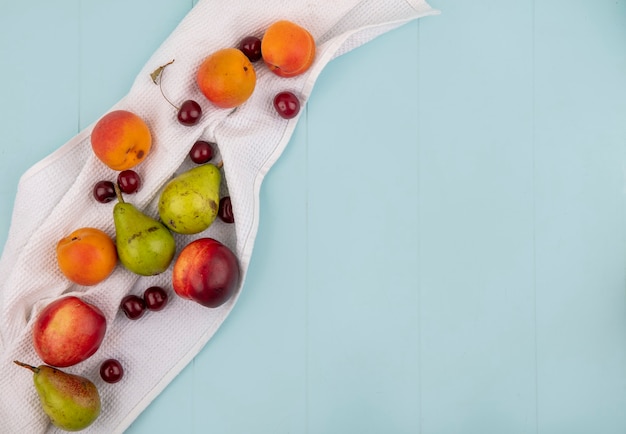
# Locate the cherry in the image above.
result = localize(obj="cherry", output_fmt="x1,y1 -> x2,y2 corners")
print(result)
177,100 -> 202,126
117,170 -> 141,194
100,359 -> 124,383
93,180 -> 116,203
218,196 -> 234,223
189,141 -> 215,164
144,286 -> 168,311
238,36 -> 262,62
273,91 -> 300,119
120,295 -> 146,320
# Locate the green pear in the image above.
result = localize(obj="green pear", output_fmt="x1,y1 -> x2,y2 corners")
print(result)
14,361 -> 101,431
158,164 -> 221,235
113,185 -> 176,276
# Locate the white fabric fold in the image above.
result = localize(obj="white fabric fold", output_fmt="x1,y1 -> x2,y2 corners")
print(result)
0,0 -> 438,432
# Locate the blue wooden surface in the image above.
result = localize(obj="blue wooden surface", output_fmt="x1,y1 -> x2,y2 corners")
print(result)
1,1 -> 626,433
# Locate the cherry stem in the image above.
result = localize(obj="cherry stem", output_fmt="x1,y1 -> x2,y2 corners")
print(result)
14,360 -> 39,373
114,183 -> 125,204
153,60 -> 179,111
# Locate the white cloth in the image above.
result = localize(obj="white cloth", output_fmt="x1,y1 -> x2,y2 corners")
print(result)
0,0 -> 438,432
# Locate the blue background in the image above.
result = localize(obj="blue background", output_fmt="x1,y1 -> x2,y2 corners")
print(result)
1,1 -> 626,433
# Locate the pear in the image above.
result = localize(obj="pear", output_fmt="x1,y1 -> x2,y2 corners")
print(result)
14,361 -> 101,431
113,185 -> 176,276
158,164 -> 221,234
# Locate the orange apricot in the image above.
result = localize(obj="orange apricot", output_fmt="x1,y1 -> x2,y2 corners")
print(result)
261,20 -> 316,78
56,227 -> 117,286
91,110 -> 152,171
196,48 -> 256,109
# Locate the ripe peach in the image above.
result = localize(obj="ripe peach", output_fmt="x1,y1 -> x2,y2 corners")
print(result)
196,48 -> 256,109
172,238 -> 240,308
261,20 -> 316,78
33,296 -> 107,367
90,110 -> 152,171
56,227 -> 117,286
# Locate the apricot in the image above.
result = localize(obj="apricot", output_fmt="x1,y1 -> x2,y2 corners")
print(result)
196,48 -> 256,109
90,110 -> 152,171
261,20 -> 316,78
56,227 -> 117,286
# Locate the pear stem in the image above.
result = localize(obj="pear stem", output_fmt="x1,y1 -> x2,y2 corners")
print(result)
14,360 -> 39,373
216,160 -> 224,169
114,182 -> 125,204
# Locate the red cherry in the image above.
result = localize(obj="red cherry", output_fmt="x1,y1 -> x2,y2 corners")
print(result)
93,180 -> 116,203
120,295 -> 146,320
239,36 -> 262,62
218,197 -> 234,223
144,286 -> 169,311
189,141 -> 215,164
100,359 -> 124,383
273,91 -> 300,119
178,100 -> 202,126
117,170 -> 141,194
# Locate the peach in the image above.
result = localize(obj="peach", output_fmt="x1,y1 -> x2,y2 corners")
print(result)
56,227 -> 117,286
261,20 -> 316,78
172,238 -> 240,308
90,110 -> 152,171
33,296 -> 107,367
196,48 -> 256,109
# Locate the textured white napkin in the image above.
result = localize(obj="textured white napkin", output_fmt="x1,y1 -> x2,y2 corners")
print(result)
0,0 -> 438,432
